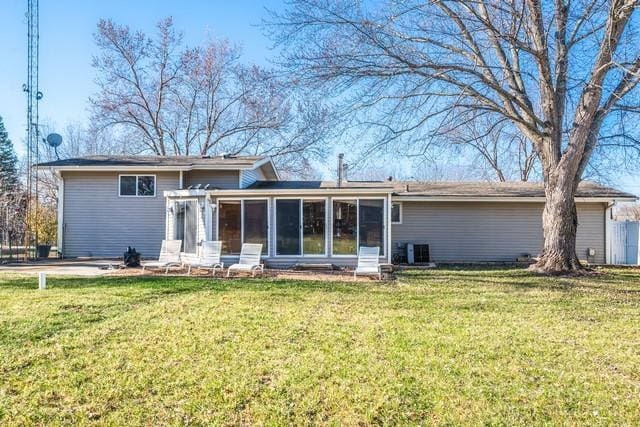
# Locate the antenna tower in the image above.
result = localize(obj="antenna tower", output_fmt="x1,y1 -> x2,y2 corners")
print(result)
23,0 -> 42,260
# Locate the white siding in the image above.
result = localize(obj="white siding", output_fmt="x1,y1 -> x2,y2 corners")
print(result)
240,168 -> 266,188
391,201 -> 606,263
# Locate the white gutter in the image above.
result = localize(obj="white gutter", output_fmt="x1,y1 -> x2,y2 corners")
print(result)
387,193 -> 392,264
56,172 -> 64,259
36,164 -> 259,172
393,196 -> 637,203
165,188 -> 393,197
164,189 -> 635,202
605,201 -> 616,264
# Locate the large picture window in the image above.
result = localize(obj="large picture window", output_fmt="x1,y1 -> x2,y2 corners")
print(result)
359,199 -> 384,251
218,200 -> 268,255
332,200 -> 357,255
243,200 -> 269,251
303,200 -> 326,255
276,199 -> 301,255
218,201 -> 241,255
332,199 -> 385,256
119,175 -> 155,197
275,199 -> 327,256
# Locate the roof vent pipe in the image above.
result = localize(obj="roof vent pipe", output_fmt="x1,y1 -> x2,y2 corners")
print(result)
337,153 -> 345,188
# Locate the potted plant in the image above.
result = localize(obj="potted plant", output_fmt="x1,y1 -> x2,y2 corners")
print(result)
30,206 -> 57,258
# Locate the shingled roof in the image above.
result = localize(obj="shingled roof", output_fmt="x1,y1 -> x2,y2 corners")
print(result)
37,155 -> 265,168
248,180 -> 636,199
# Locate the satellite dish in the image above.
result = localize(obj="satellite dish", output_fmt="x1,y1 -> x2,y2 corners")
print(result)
46,133 -> 63,160
46,133 -> 62,148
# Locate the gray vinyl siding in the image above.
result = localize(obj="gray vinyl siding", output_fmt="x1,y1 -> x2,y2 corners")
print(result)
183,170 -> 239,189
62,171 -> 179,258
240,168 -> 266,188
392,201 -> 606,263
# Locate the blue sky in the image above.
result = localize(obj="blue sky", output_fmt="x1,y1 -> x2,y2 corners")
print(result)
0,0 -> 281,154
1,0 -> 638,194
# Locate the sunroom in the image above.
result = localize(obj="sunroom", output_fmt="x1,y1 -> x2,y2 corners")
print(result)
164,187 -> 393,266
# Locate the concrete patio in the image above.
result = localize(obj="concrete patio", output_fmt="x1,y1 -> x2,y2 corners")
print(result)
0,259 -> 117,276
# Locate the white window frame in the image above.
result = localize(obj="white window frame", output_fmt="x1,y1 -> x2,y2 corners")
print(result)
330,197 -> 387,257
216,198 -> 270,256
391,202 -> 403,224
118,174 -> 156,197
274,197 -> 329,258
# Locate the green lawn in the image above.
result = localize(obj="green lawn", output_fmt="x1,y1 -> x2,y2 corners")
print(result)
1,268 -> 639,425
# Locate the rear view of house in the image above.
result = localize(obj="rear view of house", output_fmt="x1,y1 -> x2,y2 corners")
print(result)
38,155 -> 636,266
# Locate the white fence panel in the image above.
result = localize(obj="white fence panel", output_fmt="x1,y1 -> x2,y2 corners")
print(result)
609,221 -> 640,265
626,222 -> 639,265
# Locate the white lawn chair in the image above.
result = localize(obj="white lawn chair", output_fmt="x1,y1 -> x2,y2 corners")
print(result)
226,243 -> 264,277
141,240 -> 182,274
183,241 -> 224,276
354,246 -> 382,280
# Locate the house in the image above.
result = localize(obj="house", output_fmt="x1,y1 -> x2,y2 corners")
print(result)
37,155 -> 637,266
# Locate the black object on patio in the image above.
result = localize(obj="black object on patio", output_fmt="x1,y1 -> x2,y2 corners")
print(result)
123,247 -> 141,267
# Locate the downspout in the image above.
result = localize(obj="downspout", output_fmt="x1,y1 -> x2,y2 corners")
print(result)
387,192 -> 392,264
605,201 -> 616,265
56,171 -> 64,259
179,170 -> 184,190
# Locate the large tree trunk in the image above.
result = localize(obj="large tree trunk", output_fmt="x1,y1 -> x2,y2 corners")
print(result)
530,178 -> 583,274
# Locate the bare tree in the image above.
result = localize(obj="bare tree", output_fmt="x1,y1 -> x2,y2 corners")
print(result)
91,17 -> 318,161
446,118 -> 539,182
90,17 -> 332,176
268,0 -> 640,273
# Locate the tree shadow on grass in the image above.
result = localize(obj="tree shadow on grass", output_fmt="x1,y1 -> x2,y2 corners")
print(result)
0,275 -> 386,353
398,267 -> 640,300
0,274 -> 380,295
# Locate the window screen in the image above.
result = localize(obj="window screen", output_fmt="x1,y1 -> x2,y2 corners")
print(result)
276,199 -> 301,255
332,200 -> 357,255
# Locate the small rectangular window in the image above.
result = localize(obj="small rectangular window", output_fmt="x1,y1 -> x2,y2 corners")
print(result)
391,203 -> 402,224
119,176 -> 137,196
119,175 -> 156,197
137,176 -> 155,196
